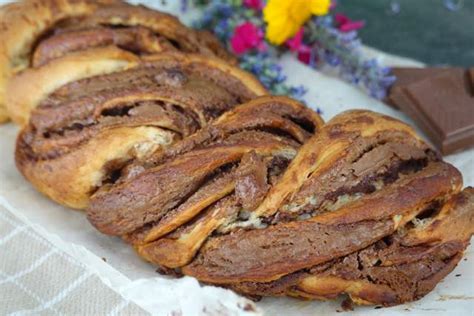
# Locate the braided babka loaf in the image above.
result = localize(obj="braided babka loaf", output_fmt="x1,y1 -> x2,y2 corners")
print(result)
6,0 -> 473,309
16,89 -> 474,306
15,52 -> 266,209
0,0 -> 236,123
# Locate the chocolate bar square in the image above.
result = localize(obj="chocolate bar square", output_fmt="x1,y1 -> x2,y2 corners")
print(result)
392,69 -> 474,154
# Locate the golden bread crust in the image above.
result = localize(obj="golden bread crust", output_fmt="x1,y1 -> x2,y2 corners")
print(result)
0,0 -> 119,122
17,126 -> 175,209
7,51 -> 265,126
6,46 -> 139,125
0,0 -> 236,123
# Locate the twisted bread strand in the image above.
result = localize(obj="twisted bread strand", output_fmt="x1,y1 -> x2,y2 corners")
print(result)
88,96 -> 324,269
86,105 -> 473,306
0,0 -> 236,123
228,188 -> 474,305
15,52 -> 266,209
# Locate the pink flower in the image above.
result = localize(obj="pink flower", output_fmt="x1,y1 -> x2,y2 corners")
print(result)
334,13 -> 365,32
297,45 -> 312,64
285,28 -> 313,65
286,28 -> 304,52
230,22 -> 264,55
244,0 -> 263,10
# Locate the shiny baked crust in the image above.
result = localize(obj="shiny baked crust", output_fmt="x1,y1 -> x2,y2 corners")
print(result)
0,0 -> 236,123
0,0 -> 117,123
85,105 -> 473,306
15,53 -> 267,209
6,50 -> 264,125
6,47 -> 140,125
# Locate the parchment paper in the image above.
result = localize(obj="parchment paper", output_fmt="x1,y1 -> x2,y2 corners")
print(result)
0,1 -> 472,315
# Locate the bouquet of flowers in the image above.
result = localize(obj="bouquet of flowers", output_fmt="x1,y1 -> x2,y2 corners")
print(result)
187,0 -> 396,107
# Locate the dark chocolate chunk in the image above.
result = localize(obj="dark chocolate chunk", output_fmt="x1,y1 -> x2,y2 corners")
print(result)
387,68 -> 456,108
387,68 -> 474,154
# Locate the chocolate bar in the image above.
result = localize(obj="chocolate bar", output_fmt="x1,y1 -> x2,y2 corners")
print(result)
387,67 -> 474,155
386,68 -> 456,108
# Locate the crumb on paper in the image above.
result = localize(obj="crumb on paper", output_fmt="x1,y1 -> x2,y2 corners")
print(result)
243,303 -> 256,312
237,302 -> 257,312
341,297 -> 354,311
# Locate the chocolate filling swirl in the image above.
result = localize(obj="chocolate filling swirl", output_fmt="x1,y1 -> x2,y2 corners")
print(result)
16,54 -> 267,209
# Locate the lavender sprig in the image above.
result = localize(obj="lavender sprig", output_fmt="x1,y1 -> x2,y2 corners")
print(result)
240,53 -> 307,100
306,16 -> 396,99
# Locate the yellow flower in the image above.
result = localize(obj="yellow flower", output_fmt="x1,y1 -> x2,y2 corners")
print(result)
264,0 -> 331,45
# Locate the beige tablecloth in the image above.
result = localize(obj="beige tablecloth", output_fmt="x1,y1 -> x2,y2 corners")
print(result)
0,204 -> 148,315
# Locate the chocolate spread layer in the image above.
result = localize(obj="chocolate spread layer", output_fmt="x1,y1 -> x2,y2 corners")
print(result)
87,100 -> 320,236
29,2 -> 235,67
278,134 -> 436,219
235,151 -> 269,211
230,187 -> 474,305
230,241 -> 464,305
181,161 -> 462,283
88,141 -> 262,235
32,26 -> 176,67
18,59 -> 261,161
183,219 -> 394,283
